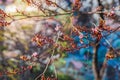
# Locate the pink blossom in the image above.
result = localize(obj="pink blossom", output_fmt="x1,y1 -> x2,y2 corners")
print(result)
55,26 -> 59,31
92,27 -> 98,32
79,33 -> 83,39
32,52 -> 38,57
55,24 -> 61,31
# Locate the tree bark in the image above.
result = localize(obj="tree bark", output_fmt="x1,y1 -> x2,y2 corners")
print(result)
92,42 -> 102,80
92,40 -> 106,80
98,0 -> 104,19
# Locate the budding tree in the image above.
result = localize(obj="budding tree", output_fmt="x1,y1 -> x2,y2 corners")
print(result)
0,0 -> 120,80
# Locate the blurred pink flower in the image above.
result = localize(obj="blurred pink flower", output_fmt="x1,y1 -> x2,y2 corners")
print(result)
79,33 -> 83,39
71,60 -> 83,70
0,0 -> 14,4
92,27 -> 98,32
55,24 -> 61,31
32,52 -> 38,57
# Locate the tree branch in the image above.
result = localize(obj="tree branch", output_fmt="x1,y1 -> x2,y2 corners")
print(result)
92,41 -> 102,80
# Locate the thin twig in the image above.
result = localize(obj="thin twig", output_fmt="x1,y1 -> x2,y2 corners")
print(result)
51,31 -> 61,78
9,12 -> 72,23
35,58 -> 51,80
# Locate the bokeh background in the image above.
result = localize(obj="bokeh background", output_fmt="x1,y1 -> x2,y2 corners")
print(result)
0,0 -> 120,80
